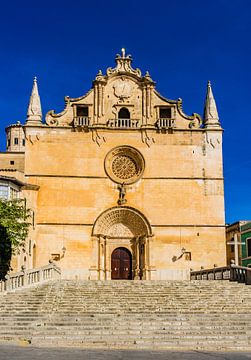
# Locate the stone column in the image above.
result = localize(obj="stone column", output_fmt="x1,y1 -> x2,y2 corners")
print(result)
134,237 -> 140,280
94,84 -> 98,123
99,236 -> 107,280
142,86 -> 146,124
102,85 -> 105,116
98,84 -> 102,119
89,236 -> 100,280
144,236 -> 151,280
141,236 -> 147,280
105,238 -> 111,280
146,85 -> 150,120
150,85 -> 153,117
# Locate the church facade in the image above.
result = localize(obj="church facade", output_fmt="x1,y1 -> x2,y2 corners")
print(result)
0,50 -> 226,280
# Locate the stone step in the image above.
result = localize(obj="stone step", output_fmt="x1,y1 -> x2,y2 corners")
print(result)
0,279 -> 250,350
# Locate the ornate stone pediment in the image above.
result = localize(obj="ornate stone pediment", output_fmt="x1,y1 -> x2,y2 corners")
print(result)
106,48 -> 141,78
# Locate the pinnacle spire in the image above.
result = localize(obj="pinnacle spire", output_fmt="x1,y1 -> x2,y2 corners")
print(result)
26,76 -> 42,125
203,80 -> 220,128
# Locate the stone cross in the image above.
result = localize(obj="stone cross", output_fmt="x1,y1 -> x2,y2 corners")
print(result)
227,233 -> 245,266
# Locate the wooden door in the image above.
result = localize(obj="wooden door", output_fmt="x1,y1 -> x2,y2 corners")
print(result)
111,247 -> 132,280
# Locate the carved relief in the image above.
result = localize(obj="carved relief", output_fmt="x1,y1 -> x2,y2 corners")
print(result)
141,129 -> 155,148
113,78 -> 132,102
92,206 -> 152,237
91,128 -> 106,147
107,223 -> 133,237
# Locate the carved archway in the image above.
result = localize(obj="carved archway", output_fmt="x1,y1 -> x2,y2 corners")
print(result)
90,207 -> 153,281
92,206 -> 152,238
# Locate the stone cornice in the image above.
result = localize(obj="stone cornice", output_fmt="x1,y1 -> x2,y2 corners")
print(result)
25,174 -> 224,181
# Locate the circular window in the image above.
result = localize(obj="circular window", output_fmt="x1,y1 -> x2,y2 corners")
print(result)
105,146 -> 145,184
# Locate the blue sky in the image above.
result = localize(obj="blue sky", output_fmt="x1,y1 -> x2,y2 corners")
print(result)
0,0 -> 250,224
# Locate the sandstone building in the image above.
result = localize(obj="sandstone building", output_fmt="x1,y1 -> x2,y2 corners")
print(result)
0,50 -> 226,280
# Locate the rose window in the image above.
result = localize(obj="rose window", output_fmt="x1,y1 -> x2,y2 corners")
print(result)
111,155 -> 138,180
105,146 -> 145,184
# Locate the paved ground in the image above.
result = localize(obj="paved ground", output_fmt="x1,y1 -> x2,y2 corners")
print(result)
0,345 -> 250,360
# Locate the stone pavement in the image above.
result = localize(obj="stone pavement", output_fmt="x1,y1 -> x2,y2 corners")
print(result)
0,346 -> 251,360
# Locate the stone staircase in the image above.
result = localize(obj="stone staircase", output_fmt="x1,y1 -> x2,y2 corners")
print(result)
0,280 -> 250,350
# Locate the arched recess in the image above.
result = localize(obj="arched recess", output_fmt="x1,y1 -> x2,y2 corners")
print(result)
90,206 -> 153,281
92,206 -> 152,238
118,107 -> 130,119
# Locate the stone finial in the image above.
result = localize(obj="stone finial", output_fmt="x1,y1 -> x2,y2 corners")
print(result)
203,80 -> 220,128
106,50 -> 142,78
26,76 -> 42,125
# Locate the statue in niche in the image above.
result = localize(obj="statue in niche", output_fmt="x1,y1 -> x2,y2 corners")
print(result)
117,182 -> 127,205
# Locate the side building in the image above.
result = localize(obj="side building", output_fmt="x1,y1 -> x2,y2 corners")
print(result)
0,50 -> 226,280
240,222 -> 251,267
226,221 -> 251,267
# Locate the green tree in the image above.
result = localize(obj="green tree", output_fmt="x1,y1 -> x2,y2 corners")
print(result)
0,199 -> 31,280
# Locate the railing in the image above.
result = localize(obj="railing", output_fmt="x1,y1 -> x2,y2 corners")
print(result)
0,262 -> 61,293
156,118 -> 175,129
231,264 -> 251,285
190,263 -> 251,285
74,116 -> 90,127
107,118 -> 139,128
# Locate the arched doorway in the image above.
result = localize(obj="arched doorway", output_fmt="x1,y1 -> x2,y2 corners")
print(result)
111,247 -> 132,280
91,206 -> 153,280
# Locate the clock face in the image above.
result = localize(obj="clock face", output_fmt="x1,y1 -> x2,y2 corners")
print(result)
104,146 -> 145,185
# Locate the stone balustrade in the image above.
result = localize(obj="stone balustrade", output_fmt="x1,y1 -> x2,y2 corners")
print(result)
191,263 -> 251,285
74,116 -> 90,127
156,118 -> 175,129
0,262 -> 61,293
231,264 -> 251,285
107,118 -> 139,128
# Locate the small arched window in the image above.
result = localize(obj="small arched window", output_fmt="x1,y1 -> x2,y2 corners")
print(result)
118,108 -> 130,119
